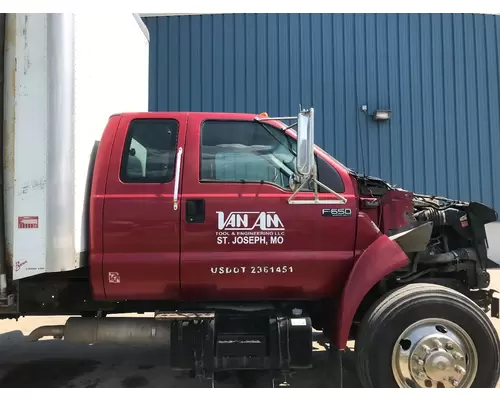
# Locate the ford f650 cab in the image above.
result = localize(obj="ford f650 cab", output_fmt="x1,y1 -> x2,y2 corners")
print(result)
5,109 -> 498,389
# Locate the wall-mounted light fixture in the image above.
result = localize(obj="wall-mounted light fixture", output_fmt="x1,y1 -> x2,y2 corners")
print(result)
361,105 -> 392,122
372,109 -> 391,121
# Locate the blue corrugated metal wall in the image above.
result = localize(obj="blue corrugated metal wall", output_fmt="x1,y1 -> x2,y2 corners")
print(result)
143,14 -> 500,212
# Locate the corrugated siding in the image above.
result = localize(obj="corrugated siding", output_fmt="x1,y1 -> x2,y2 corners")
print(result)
143,14 -> 500,212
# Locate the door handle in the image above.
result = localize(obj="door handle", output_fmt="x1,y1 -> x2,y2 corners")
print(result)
186,199 -> 205,223
173,147 -> 183,211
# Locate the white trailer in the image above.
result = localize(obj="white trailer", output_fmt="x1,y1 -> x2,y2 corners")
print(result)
1,13 -> 150,304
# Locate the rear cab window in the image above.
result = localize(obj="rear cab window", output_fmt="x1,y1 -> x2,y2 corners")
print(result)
120,119 -> 179,183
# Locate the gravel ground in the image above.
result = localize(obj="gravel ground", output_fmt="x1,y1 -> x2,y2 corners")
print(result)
0,270 -> 498,388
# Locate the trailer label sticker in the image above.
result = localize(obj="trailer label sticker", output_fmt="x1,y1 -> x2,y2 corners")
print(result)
18,216 -> 39,229
108,272 -> 121,284
215,211 -> 285,246
210,265 -> 294,274
15,260 -> 28,271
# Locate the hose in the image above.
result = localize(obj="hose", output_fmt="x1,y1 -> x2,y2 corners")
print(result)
419,247 -> 477,265
414,207 -> 463,228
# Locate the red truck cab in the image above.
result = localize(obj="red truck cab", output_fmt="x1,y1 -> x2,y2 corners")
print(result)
25,110 -> 500,388
90,112 -> 373,302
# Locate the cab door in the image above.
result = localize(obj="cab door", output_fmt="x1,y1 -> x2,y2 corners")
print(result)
102,113 -> 187,300
180,113 -> 358,301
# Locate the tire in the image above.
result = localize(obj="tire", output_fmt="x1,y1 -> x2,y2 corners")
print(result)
355,283 -> 500,388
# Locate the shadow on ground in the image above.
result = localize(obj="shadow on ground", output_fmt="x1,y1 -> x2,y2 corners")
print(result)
0,331 -> 360,388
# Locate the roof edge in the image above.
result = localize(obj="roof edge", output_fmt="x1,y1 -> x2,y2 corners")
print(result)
133,13 -> 150,42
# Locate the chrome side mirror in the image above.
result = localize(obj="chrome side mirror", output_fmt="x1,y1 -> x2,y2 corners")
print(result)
296,108 -> 314,179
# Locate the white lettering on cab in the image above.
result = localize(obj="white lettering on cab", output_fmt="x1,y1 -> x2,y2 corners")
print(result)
210,266 -> 294,274
215,211 -> 286,246
217,211 -> 284,231
210,266 -> 247,274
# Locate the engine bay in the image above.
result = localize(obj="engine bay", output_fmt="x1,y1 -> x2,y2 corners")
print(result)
353,170 -> 498,293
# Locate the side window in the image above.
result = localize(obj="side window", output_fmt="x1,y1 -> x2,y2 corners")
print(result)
120,119 -> 179,183
316,155 -> 345,193
200,120 -> 296,190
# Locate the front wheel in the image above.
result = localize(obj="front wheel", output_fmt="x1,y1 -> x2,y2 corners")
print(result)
355,283 -> 500,388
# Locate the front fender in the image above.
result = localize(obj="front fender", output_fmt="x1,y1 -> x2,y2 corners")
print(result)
334,234 -> 409,349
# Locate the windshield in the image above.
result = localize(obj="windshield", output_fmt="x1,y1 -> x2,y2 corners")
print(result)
262,120 -> 350,172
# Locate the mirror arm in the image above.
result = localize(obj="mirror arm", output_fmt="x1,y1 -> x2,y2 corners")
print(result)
288,176 -> 348,205
254,116 -> 297,132
254,116 -> 298,121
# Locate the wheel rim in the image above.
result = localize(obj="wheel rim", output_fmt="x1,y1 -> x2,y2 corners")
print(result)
391,318 -> 478,388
